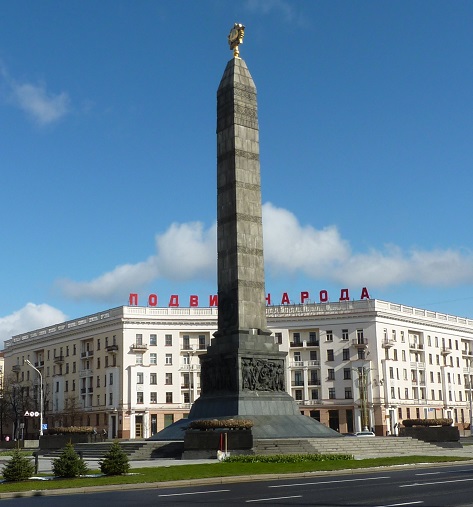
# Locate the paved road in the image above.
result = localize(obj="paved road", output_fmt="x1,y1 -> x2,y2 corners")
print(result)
3,462 -> 473,506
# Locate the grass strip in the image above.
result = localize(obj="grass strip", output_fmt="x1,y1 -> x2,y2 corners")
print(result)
0,455 -> 469,494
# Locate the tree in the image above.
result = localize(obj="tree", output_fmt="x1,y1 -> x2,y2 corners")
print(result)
99,441 -> 130,476
52,442 -> 89,478
2,449 -> 35,482
61,395 -> 85,427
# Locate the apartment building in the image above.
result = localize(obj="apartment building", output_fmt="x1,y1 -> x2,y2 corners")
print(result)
3,299 -> 473,439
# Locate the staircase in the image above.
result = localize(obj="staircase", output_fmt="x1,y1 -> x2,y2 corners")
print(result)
254,437 -> 472,460
40,440 -> 184,460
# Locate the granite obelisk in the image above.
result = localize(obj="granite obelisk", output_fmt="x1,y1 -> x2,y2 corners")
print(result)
188,25 -> 340,439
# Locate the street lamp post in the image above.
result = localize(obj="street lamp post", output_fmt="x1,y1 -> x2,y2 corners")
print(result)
25,360 -> 43,437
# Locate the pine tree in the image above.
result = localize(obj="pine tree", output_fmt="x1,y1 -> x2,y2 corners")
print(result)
2,449 -> 35,482
52,442 -> 89,478
99,440 -> 130,476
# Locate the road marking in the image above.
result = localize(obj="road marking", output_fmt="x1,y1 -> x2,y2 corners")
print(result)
374,502 -> 424,507
400,478 -> 473,488
158,489 -> 231,497
246,495 -> 303,503
416,469 -> 471,476
269,476 -> 390,488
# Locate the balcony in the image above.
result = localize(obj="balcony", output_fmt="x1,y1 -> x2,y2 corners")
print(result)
80,350 -> 94,358
106,344 -> 119,354
382,339 -> 394,348
441,347 -> 452,356
290,341 -> 303,348
409,342 -> 423,350
352,338 -> 368,348
53,355 -> 65,364
306,340 -> 320,347
79,369 -> 93,378
308,379 -> 321,386
181,384 -> 194,389
12,365 -> 21,373
181,344 -> 192,351
290,360 -> 304,368
130,343 -> 148,351
308,360 -> 320,367
34,361 -> 44,368
292,380 -> 304,387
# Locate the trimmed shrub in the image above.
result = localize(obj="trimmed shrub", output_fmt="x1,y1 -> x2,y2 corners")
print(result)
223,453 -> 353,463
189,419 -> 253,430
52,442 -> 89,478
99,441 -> 130,476
402,418 -> 453,427
47,426 -> 95,435
1,449 -> 35,482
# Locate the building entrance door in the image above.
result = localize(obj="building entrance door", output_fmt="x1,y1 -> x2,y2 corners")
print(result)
329,410 -> 340,432
135,415 -> 143,438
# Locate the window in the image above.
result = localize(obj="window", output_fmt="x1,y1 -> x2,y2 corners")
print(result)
150,373 -> 157,385
391,387 -> 396,398
343,368 -> 351,380
73,362 -> 76,373
150,334 -> 157,346
328,369 -> 335,380
328,388 -> 336,399
199,335 -> 206,349
310,350 -> 318,361
389,367 -> 394,379
311,389 -> 319,400
150,353 -> 157,365
136,353 -> 143,365
183,335 -> 190,350
109,393 -> 113,405
165,334 -> 172,346
65,381 -> 68,392
72,379 -> 76,391
326,330 -> 333,342
356,329 -> 364,344
274,332 -> 282,344
137,392 -> 144,404
137,372 -> 144,384
166,392 -> 173,403
429,354 -> 433,364
96,376 -> 100,388
66,363 -> 69,374
165,354 -> 173,365
293,352 -> 301,362
402,350 -> 406,361
327,349 -> 334,361
294,389 -> 303,400
165,373 -> 173,385
136,334 -> 143,345
344,388 -> 352,399
342,348 -> 350,361
342,329 -> 348,341
393,349 -> 398,361
109,373 -> 113,385
357,349 -> 365,360
150,392 -> 157,403
401,331 -> 405,343
309,332 -> 318,344
97,339 -> 101,351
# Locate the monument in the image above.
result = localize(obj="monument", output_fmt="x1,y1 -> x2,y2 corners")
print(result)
153,25 -> 340,441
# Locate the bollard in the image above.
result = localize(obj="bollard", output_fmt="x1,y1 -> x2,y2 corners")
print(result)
33,451 -> 39,475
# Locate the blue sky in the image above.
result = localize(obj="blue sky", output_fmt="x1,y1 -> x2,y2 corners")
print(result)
1,0 -> 473,346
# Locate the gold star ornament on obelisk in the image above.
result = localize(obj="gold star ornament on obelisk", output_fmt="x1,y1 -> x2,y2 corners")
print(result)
228,23 -> 245,58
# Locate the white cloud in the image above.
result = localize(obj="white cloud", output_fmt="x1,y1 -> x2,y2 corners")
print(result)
262,202 -> 350,276
57,221 -> 217,301
55,204 -> 473,302
12,82 -> 70,125
244,0 -> 305,25
0,303 -> 67,347
0,63 -> 70,125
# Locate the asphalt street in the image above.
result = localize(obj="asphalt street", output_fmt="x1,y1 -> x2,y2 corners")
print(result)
2,463 -> 473,506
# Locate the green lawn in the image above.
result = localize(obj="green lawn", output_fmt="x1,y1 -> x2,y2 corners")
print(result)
0,455 -> 469,494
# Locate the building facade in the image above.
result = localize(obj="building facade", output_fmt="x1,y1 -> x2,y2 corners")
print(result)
4,299 -> 473,439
